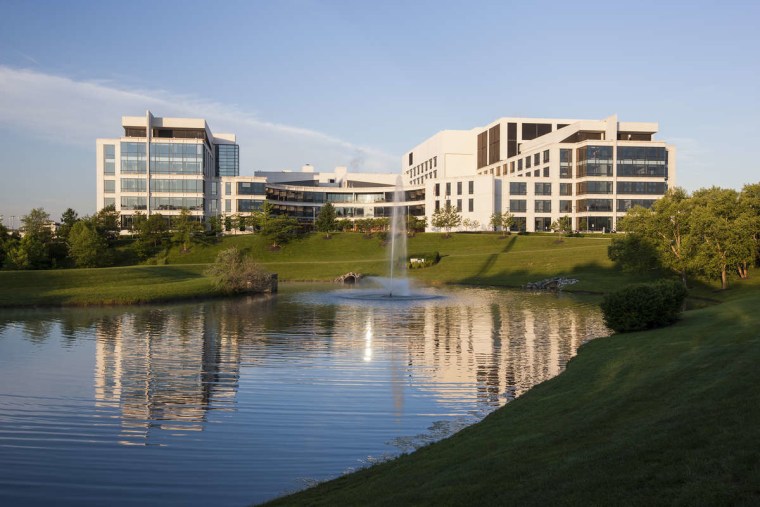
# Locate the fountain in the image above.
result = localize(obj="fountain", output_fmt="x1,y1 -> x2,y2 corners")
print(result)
341,176 -> 438,301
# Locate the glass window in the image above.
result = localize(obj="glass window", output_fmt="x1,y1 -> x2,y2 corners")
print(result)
577,181 -> 613,194
518,159 -> 523,171
225,199 -> 231,212
103,197 -> 115,208
533,170 -> 540,177
468,198 -> 474,212
509,199 -> 527,212
526,156 -> 532,169
616,181 -> 667,194
535,200 -> 551,213
225,182 -> 231,196
543,167 -> 549,177
559,200 -> 573,213
543,150 -> 550,164
457,181 -> 462,195
534,153 -> 540,166
104,180 -> 115,193
617,199 -> 657,211
456,199 -> 462,212
237,182 -> 266,195
468,181 -> 474,194
509,182 -> 527,195
535,183 -> 551,195
560,183 -> 572,196
435,183 -> 440,197
535,217 -> 552,231
446,182 -> 451,195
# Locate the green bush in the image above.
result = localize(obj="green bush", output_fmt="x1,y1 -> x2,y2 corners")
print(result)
601,280 -> 687,333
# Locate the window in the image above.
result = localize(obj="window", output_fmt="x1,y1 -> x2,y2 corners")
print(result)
617,147 -> 667,177
576,145 -> 613,177
435,200 -> 440,211
225,182 -> 231,196
408,152 -> 413,166
121,178 -> 147,192
510,161 -> 515,173
533,170 -> 540,177
103,144 -> 115,175
560,148 -> 572,178
509,199 -> 527,212
543,167 -> 549,177
509,182 -> 527,195
617,181 -> 667,194
446,182 -> 451,195
526,156 -> 532,169
237,182 -> 266,195
518,159 -> 523,171
617,199 -> 657,211
468,181 -> 474,194
456,199 -> 462,212
215,144 -> 239,177
534,153 -> 540,166
104,180 -> 115,193
434,156 -> 437,167
535,183 -> 551,196
103,197 -> 115,208
560,183 -> 573,196
435,183 -> 440,197
577,199 -> 613,212
577,181 -> 613,194
457,181 -> 462,195
120,196 -> 146,210
559,200 -> 573,213
535,200 -> 551,213
543,150 -> 550,164
535,217 -> 552,231
120,142 -> 147,174
468,198 -> 474,212
225,199 -> 231,212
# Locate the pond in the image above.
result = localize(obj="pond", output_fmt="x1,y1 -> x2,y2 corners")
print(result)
0,284 -> 609,506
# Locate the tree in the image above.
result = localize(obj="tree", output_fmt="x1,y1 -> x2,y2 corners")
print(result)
462,218 -> 480,231
490,211 -> 514,237
205,247 -> 274,294
0,222 -> 13,267
57,208 -> 79,242
172,209 -> 203,253
94,204 -> 120,240
8,208 -> 53,269
738,183 -> 760,276
431,203 -> 461,238
407,215 -> 427,235
68,220 -> 109,267
689,187 -> 748,290
207,215 -> 222,236
315,202 -> 337,238
133,213 -> 168,259
620,188 -> 695,287
608,233 -> 660,273
260,215 -> 300,248
551,215 -> 572,237
224,215 -> 233,233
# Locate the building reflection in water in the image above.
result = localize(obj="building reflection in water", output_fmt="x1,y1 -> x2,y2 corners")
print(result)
89,289 -> 606,446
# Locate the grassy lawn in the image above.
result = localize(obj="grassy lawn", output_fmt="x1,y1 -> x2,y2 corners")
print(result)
264,277 -> 760,506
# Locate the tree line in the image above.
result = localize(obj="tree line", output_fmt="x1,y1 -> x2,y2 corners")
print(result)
610,184 -> 760,290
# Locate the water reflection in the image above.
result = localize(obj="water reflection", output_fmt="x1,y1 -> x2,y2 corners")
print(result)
0,286 -> 608,506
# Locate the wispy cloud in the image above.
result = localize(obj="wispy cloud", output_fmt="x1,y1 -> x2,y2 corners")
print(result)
0,65 -> 398,173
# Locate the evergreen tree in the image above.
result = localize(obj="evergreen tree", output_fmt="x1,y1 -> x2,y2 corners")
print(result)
315,203 -> 337,238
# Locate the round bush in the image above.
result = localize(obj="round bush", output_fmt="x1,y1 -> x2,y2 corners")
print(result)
601,280 -> 687,333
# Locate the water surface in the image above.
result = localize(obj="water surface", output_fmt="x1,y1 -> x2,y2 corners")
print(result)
0,284 -> 608,506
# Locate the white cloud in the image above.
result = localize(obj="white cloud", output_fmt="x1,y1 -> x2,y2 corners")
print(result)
0,65 -> 398,173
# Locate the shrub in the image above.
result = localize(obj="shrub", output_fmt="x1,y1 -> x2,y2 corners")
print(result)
601,280 -> 687,333
205,247 -> 275,294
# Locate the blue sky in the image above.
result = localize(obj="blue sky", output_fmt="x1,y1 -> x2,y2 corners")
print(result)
1,0 -> 759,222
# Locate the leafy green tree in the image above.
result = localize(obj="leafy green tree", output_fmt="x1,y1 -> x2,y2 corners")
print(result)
7,208 -> 54,269
689,187 -> 749,290
432,203 -> 461,238
57,208 -> 79,242
94,204 -> 120,240
608,234 -> 661,273
237,214 -> 247,233
407,215 -> 427,235
0,222 -> 12,267
462,218 -> 480,231
172,209 -> 203,253
621,188 -> 695,287
551,215 -> 572,237
490,211 -> 514,237
315,202 -> 337,238
68,220 -> 109,267
207,215 -> 222,236
738,183 -> 760,276
261,215 -> 300,248
205,247 -> 274,294
133,213 -> 168,259
224,215 -> 233,232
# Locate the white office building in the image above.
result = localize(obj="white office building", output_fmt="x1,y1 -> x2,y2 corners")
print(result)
404,114 -> 676,232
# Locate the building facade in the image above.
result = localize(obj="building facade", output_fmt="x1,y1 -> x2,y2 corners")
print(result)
97,112 -> 675,234
96,111 -> 238,229
404,114 -> 676,232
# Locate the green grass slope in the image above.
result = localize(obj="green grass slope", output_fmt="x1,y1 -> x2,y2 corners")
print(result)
265,282 -> 760,506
